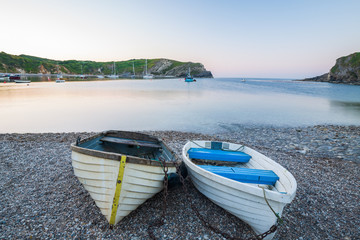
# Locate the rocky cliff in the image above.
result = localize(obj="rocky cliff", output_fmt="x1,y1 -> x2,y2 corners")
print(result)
328,52 -> 360,84
0,52 -> 213,78
302,73 -> 329,83
149,59 -> 212,78
302,52 -> 360,85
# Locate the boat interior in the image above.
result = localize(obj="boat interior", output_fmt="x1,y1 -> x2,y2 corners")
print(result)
188,141 -> 289,193
78,131 -> 173,161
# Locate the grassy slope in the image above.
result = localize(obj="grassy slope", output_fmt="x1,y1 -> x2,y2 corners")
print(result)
0,52 -> 204,75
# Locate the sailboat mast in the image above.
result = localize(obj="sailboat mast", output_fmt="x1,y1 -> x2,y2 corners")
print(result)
145,59 -> 148,75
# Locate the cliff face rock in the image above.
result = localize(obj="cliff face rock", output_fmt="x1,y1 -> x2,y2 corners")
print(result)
302,52 -> 360,85
302,73 -> 329,83
38,65 -> 50,74
148,59 -> 213,78
328,52 -> 360,84
150,59 -> 173,74
158,62 -> 212,78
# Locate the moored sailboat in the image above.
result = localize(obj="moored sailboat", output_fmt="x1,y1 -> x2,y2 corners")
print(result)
185,67 -> 195,82
107,62 -> 119,79
143,59 -> 153,79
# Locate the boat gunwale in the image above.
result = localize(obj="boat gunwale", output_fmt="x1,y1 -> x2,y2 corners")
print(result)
71,130 -> 179,167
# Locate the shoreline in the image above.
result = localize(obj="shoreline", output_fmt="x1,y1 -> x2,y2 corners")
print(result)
0,125 -> 359,239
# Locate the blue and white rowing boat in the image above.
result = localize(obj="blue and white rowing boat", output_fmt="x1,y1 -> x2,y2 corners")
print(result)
182,140 -> 297,239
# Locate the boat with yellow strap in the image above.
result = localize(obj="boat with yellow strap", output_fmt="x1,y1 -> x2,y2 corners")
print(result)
71,130 -> 178,226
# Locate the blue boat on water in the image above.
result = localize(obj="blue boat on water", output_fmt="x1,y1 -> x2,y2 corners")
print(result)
185,67 -> 196,82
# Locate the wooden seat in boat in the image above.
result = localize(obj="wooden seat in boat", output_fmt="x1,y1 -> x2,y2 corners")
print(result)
188,148 -> 251,163
100,136 -> 161,148
198,165 -> 279,185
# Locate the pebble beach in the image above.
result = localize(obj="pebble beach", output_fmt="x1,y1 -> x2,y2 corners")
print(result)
0,125 -> 359,239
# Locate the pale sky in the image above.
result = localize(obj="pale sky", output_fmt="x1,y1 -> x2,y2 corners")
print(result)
1,0 -> 359,78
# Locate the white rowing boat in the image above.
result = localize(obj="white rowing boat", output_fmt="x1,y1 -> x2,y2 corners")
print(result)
14,80 -> 31,83
71,130 -> 177,226
182,140 -> 297,239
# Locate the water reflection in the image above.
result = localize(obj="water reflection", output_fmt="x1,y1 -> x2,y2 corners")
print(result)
330,100 -> 360,119
0,79 -> 359,133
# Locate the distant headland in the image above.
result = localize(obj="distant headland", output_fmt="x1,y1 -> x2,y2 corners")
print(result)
0,52 -> 213,78
300,52 -> 360,85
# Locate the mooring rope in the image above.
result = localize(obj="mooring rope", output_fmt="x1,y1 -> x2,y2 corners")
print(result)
259,186 -> 283,225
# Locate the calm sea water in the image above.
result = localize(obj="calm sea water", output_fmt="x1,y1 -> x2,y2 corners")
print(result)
1,78 -> 360,133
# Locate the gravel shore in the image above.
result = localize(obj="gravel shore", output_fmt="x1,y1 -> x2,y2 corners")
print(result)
0,125 -> 359,239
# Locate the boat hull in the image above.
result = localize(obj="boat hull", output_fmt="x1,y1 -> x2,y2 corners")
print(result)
143,75 -> 153,79
71,131 -> 177,225
182,141 -> 297,239
14,80 -> 30,83
10,75 -> 21,80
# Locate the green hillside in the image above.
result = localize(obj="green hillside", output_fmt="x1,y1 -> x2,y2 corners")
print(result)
0,52 -> 213,78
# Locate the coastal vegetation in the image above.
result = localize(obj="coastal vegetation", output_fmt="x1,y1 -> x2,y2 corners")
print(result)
0,52 -> 213,78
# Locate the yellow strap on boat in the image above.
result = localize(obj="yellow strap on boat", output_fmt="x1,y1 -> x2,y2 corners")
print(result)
110,155 -> 126,225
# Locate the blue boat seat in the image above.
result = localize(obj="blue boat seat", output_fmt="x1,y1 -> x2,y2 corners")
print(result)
198,165 -> 279,185
188,148 -> 251,163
